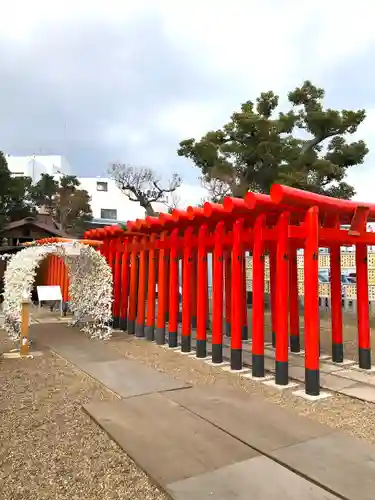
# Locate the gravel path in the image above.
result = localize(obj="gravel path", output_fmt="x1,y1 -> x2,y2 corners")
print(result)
0,332 -> 167,500
109,334 -> 375,445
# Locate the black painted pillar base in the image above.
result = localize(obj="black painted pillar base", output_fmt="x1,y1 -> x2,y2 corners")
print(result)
127,319 -> 135,335
275,360 -> 288,385
135,323 -> 145,338
231,348 -> 242,370
112,316 -> 120,330
119,317 -> 127,331
155,327 -> 165,345
252,353 -> 265,378
181,335 -> 191,353
145,325 -> 154,341
212,343 -> 223,364
191,316 -> 197,329
225,322 -> 231,338
332,342 -> 344,363
242,325 -> 248,341
359,347 -> 371,370
168,331 -> 178,348
290,335 -> 300,353
272,331 -> 276,348
305,368 -> 320,396
196,339 -> 207,358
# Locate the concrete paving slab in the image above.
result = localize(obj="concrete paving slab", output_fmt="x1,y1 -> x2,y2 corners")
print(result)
335,368 -> 375,386
167,455 -> 340,500
164,386 -> 333,453
319,362 -> 347,374
204,360 -> 230,367
331,359 -> 356,367
220,365 -> 251,374
30,324 -> 122,364
319,373 -> 359,391
292,389 -> 332,402
49,340 -> 122,364
319,354 -> 331,360
84,393 -> 257,486
263,379 -> 299,390
81,359 -> 189,398
189,355 -> 212,361
351,364 -> 375,373
261,356 -> 276,372
293,349 -> 305,356
272,431 -> 375,500
240,372 -> 273,382
242,350 -> 275,371
264,348 -> 306,368
340,384 -> 375,403
288,365 -> 306,380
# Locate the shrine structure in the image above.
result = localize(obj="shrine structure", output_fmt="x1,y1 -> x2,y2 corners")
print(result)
45,184 -> 375,397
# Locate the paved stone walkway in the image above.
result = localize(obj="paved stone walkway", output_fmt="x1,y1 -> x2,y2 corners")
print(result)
28,308 -> 375,404
29,323 -> 375,500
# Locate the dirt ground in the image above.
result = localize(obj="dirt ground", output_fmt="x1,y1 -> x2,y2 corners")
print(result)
0,332 -> 167,500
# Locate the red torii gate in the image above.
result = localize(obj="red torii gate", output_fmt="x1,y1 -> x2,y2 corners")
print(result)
27,237 -> 104,305
84,184 -> 375,397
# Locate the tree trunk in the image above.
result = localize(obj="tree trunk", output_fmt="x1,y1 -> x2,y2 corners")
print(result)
143,202 -> 156,217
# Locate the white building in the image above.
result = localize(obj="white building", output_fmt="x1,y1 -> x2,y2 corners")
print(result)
78,176 -> 207,225
77,177 -> 147,224
6,154 -> 72,182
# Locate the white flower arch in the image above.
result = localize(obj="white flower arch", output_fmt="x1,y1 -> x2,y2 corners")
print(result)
3,241 -> 113,341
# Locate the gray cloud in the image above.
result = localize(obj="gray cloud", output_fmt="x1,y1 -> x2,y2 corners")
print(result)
2,1 -> 375,195
0,13 -> 227,180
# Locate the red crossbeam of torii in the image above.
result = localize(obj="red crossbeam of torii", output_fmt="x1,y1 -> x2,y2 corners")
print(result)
81,184 -> 375,398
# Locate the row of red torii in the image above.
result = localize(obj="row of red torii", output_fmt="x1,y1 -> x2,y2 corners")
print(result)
84,184 -> 375,397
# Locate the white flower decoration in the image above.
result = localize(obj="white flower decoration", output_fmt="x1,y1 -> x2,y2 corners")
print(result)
3,242 -> 113,341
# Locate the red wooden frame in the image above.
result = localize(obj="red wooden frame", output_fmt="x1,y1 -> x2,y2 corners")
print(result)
33,183 -> 375,397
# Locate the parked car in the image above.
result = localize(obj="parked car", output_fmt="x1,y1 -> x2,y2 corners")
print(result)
341,274 -> 353,285
347,272 -> 356,283
318,272 -> 329,283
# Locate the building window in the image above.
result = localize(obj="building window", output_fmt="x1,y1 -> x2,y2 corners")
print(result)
100,208 -> 117,220
96,181 -> 108,192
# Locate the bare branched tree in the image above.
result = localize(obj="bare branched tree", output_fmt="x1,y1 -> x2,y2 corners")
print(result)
200,176 -> 232,203
109,164 -> 182,216
166,191 -> 181,213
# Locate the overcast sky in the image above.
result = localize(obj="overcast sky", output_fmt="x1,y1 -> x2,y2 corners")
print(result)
2,0 -> 375,201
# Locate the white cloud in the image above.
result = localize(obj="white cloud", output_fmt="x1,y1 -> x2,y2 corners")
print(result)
309,1 -> 375,68
345,109 -> 375,202
175,183 -> 208,208
157,102 -> 223,139
0,0 -> 148,40
102,124 -> 148,149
